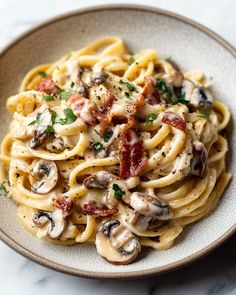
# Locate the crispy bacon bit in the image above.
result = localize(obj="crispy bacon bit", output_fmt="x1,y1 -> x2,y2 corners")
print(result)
69,92 -> 83,103
54,196 -> 73,212
35,77 -> 56,94
143,77 -> 161,105
191,141 -> 208,177
162,112 -> 186,130
103,91 -> 115,112
82,204 -> 118,217
120,129 -> 147,179
71,97 -> 98,126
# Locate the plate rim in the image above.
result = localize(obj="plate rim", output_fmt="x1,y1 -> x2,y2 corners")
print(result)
0,3 -> 236,279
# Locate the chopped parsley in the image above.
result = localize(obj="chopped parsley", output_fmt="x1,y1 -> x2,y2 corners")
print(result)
44,125 -> 55,134
124,92 -> 131,99
172,94 -> 190,106
119,80 -> 136,91
94,142 -> 103,151
42,94 -> 55,101
112,183 -> 125,200
38,71 -> 47,78
128,56 -> 135,65
156,79 -> 173,98
28,118 -> 42,126
53,108 -> 77,125
28,120 -> 37,126
103,132 -> 113,142
0,183 -> 8,193
145,113 -> 158,125
198,112 -> 210,119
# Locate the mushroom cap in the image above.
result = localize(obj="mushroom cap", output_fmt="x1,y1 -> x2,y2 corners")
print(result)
31,159 -> 58,194
33,209 -> 66,239
95,219 -> 141,265
129,192 -> 173,221
83,171 -> 117,189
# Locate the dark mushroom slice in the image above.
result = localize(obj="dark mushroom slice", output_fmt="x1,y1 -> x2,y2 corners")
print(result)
129,192 -> 173,221
33,209 -> 66,239
83,171 -> 128,207
95,220 -> 141,265
91,71 -> 108,85
191,141 -> 208,177
29,105 -> 53,148
83,171 -> 118,190
31,159 -> 58,194
125,192 -> 173,233
182,80 -> 213,111
46,137 -> 68,153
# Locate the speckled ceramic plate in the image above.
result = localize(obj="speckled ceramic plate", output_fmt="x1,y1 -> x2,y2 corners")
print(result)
0,4 -> 236,279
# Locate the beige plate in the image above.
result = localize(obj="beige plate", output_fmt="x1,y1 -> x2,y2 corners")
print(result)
0,4 -> 236,279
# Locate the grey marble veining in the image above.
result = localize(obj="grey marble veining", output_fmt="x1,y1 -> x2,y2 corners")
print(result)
0,0 -> 236,294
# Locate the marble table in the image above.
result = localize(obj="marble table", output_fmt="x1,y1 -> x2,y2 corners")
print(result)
0,0 -> 236,294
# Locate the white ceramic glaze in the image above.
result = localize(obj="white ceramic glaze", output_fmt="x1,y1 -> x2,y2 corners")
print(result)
0,5 -> 235,278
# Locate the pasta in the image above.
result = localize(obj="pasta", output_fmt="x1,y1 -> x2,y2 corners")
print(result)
0,36 -> 231,264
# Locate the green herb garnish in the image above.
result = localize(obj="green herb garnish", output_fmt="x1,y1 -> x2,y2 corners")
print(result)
103,132 -> 113,143
42,94 -> 55,101
119,80 -> 136,91
198,112 -> 210,119
124,92 -> 131,99
128,56 -> 135,65
145,113 -> 158,125
156,79 -> 173,98
94,142 -> 103,151
60,88 -> 76,100
28,120 -> 37,126
28,119 -> 42,126
44,125 -> 55,134
0,183 -> 8,193
112,183 -> 125,200
38,71 -> 47,78
70,82 -> 75,88
53,108 -> 77,125
172,94 -> 190,106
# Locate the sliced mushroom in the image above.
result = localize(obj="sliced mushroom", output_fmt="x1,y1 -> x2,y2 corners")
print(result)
91,71 -> 108,85
182,80 -> 213,111
83,171 -> 118,189
29,105 -> 53,148
191,141 -> 208,177
129,192 -> 173,220
30,159 -> 58,194
124,192 -> 173,233
33,209 -> 66,239
46,137 -> 67,153
83,171 -> 128,207
95,219 -> 141,265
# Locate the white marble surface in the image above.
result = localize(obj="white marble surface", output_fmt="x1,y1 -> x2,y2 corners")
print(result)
0,0 -> 236,294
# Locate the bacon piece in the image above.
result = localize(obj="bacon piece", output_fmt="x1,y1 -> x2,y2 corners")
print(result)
103,91 -> 115,112
143,77 -> 161,105
54,196 -> 73,212
191,141 -> 208,177
35,77 -> 56,94
120,129 -> 147,179
162,112 -> 186,130
71,97 -> 98,126
69,92 -> 83,103
82,204 -> 118,217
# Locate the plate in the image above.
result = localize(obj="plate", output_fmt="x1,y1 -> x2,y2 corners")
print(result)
0,4 -> 236,279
